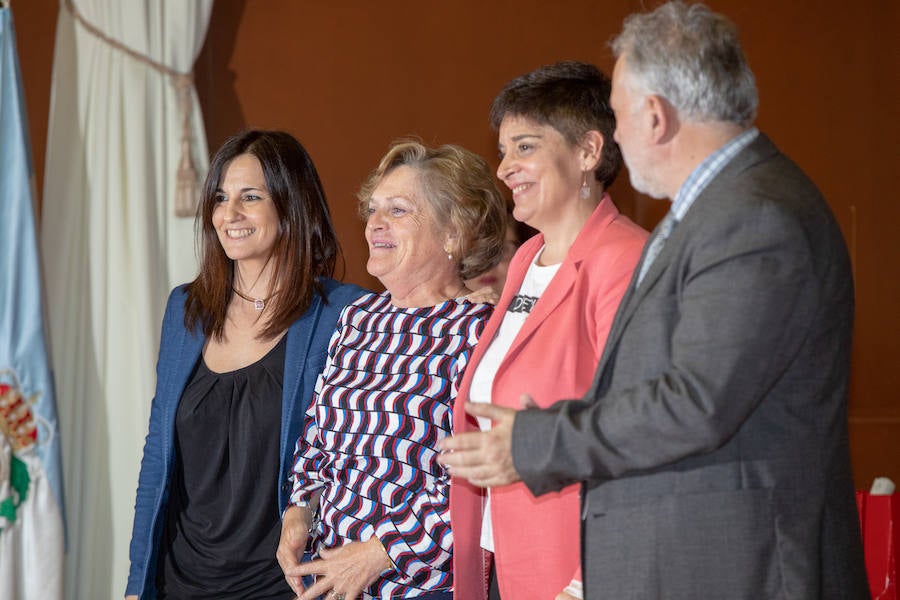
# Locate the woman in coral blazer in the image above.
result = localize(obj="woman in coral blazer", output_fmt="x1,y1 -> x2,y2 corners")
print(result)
448,62 -> 647,600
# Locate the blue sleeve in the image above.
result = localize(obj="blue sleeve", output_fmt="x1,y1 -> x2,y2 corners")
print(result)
125,287 -> 187,598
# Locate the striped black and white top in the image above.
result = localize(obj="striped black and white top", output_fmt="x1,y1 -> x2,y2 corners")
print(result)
290,291 -> 491,598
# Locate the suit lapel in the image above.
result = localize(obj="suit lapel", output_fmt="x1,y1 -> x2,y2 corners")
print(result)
161,313 -> 204,470
502,197 -> 618,365
168,324 -> 205,403
592,229 -> 654,378
503,259 -> 577,362
280,293 -> 323,463
593,133 -> 779,382
462,236 -> 540,397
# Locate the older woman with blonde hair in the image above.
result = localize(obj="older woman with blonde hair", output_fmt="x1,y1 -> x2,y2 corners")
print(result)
277,140 -> 507,600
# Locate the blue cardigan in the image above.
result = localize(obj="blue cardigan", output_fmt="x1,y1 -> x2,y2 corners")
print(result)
125,279 -> 365,598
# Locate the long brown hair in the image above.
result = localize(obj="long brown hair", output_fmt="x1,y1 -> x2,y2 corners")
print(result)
184,130 -> 340,340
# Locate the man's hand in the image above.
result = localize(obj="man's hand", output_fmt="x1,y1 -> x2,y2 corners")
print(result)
438,401 -> 523,487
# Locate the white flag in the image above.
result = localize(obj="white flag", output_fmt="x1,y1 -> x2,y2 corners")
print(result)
0,5 -> 65,598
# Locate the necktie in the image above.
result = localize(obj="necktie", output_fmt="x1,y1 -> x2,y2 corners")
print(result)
636,211 -> 677,286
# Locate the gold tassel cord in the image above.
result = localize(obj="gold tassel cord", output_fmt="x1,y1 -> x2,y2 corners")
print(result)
172,73 -> 201,218
63,0 -> 200,218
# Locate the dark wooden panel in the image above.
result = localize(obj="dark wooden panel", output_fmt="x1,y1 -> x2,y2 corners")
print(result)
850,420 -> 900,490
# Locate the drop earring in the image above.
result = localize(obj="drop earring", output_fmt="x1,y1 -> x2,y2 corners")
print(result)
580,171 -> 591,200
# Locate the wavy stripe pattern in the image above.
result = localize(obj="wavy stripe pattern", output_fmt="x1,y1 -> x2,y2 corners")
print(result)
290,292 -> 490,598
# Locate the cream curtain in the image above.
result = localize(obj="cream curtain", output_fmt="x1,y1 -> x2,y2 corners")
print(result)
41,1 -> 213,597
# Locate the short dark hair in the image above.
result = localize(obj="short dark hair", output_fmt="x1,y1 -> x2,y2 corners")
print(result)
185,130 -> 340,340
489,61 -> 622,190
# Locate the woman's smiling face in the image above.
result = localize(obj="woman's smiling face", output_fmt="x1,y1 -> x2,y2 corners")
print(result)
212,153 -> 280,266
364,165 -> 453,293
495,114 -> 585,232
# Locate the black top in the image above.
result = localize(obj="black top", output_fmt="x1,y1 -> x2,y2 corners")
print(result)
156,336 -> 293,600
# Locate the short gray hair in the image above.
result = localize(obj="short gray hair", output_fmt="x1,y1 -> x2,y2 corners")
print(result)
611,1 -> 758,126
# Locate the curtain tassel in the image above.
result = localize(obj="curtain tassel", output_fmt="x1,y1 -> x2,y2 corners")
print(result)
173,73 -> 199,217
64,0 -> 202,217
174,137 -> 199,217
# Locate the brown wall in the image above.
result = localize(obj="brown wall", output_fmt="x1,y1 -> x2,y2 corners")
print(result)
15,1 -> 900,488
11,0 -> 55,210
193,1 -> 647,291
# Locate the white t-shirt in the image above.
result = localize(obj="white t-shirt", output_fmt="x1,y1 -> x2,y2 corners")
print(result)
468,247 -> 561,552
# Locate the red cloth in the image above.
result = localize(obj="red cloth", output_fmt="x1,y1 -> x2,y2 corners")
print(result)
857,491 -> 898,599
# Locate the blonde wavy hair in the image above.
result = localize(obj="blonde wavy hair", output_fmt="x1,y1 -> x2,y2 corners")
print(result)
357,140 -> 507,281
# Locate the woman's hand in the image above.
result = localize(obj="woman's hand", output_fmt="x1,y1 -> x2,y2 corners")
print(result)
125,596 -> 138,600
276,505 -> 313,596
286,537 -> 392,600
556,578 -> 583,600
465,286 -> 500,305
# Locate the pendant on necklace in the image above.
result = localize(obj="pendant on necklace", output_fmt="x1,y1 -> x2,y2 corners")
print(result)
232,286 -> 273,311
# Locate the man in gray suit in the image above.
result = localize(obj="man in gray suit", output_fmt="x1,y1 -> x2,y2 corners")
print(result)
439,2 -> 869,598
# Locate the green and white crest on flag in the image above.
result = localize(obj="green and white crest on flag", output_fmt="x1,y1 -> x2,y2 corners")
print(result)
0,369 -> 39,532
0,450 -> 31,531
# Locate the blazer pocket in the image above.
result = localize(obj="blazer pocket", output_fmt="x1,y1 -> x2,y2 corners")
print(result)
659,488 -> 784,599
584,488 -> 784,600
583,502 -> 660,600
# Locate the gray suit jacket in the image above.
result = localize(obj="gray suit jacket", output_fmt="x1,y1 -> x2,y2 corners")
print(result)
513,134 -> 869,599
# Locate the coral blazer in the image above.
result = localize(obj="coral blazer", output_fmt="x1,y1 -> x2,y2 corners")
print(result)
450,196 -> 647,599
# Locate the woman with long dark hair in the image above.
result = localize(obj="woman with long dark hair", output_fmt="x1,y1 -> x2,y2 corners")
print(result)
126,130 -> 364,599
